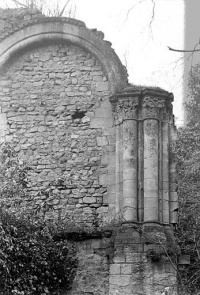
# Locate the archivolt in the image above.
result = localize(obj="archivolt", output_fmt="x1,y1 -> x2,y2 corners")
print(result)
0,18 -> 128,93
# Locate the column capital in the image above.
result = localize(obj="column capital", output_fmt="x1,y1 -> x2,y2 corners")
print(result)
110,91 -> 140,124
142,96 -> 166,120
110,87 -> 174,123
141,89 -> 173,121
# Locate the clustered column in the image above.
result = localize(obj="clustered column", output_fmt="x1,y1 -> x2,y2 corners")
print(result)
111,93 -> 139,222
142,96 -> 165,222
110,88 -> 177,225
122,98 -> 139,221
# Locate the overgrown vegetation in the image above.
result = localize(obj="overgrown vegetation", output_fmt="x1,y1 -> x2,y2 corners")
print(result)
175,63 -> 200,294
0,211 -> 77,295
3,0 -> 76,17
0,145 -> 78,295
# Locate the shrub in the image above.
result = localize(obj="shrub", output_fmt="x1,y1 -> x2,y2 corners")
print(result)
0,208 -> 77,295
0,143 -> 78,294
174,64 -> 200,294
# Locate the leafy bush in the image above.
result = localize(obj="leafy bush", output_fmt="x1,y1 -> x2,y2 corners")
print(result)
0,209 -> 77,295
175,63 -> 200,294
0,144 -> 78,294
0,144 -> 31,217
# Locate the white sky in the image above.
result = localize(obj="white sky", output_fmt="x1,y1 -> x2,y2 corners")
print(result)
0,0 -> 185,126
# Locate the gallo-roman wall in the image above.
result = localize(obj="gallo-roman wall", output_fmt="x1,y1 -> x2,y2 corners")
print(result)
0,9 -> 178,295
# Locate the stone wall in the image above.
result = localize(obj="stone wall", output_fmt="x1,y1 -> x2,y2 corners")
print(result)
0,8 -> 43,40
0,9 -> 178,295
0,41 -> 115,225
109,225 -> 177,295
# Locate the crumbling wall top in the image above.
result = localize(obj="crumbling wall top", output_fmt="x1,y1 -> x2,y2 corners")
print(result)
0,8 -> 86,40
0,8 -> 128,93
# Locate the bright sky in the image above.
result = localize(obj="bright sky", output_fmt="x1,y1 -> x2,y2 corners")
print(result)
0,0 -> 185,126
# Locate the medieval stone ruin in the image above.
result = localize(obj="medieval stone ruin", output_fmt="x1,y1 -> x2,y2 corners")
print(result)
0,8 -> 178,295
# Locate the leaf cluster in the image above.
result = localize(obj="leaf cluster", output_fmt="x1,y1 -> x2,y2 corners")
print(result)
0,209 -> 77,295
0,144 -> 28,206
0,144 -> 78,294
175,63 -> 200,293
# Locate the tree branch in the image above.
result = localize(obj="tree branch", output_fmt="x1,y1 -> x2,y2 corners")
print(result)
149,0 -> 155,38
168,46 -> 200,53
10,0 -> 27,8
124,0 -> 146,24
59,0 -> 71,17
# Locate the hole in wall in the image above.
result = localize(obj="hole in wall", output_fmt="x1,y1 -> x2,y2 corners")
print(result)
72,110 -> 86,120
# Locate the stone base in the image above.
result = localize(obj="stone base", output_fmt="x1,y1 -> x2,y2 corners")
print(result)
66,224 -> 177,295
109,224 -> 178,295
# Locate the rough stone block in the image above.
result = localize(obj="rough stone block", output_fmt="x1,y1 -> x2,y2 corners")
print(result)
83,196 -> 96,204
125,252 -> 140,263
91,239 -> 102,249
97,136 -> 108,146
90,117 -> 113,129
107,192 -> 116,204
113,246 -> 125,263
0,113 -> 8,130
99,174 -> 107,185
120,264 -> 132,275
109,275 -> 131,286
96,81 -> 109,91
103,193 -> 108,204
109,264 -> 121,275
90,118 -> 104,128
96,206 -> 108,214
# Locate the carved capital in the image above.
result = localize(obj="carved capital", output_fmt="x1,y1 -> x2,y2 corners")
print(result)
142,96 -> 166,119
113,97 -> 139,124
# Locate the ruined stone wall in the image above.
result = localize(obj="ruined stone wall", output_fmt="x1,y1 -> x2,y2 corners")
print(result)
0,8 -> 43,39
0,9 -> 178,295
0,41 -> 115,225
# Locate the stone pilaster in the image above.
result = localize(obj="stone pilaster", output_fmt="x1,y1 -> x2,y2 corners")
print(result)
110,88 -> 177,225
122,98 -> 138,221
110,87 -> 177,295
162,120 -> 170,224
111,92 -> 139,222
169,120 -> 178,224
142,95 -> 166,223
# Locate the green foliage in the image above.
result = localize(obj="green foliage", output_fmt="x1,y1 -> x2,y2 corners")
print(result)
176,127 -> 200,293
186,64 -> 200,127
0,144 -> 78,294
146,249 -> 161,262
0,144 -> 28,208
175,63 -> 200,294
0,210 -> 77,294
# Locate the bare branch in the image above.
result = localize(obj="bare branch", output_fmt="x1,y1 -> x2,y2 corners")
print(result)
149,0 -> 155,38
59,0 -> 71,17
168,46 -> 200,53
10,0 -> 27,8
169,40 -> 200,73
2,0 -> 10,8
189,42 -> 200,70
124,0 -> 146,24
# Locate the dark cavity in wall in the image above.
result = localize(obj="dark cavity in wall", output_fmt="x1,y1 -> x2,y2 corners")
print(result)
72,110 -> 86,120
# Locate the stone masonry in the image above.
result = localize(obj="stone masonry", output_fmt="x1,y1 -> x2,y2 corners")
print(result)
0,9 -> 178,295
0,42 -> 112,224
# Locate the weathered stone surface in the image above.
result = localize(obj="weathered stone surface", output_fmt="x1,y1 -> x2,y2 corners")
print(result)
0,41 -> 115,224
0,9 -> 178,295
109,274 -> 131,286
68,242 -> 109,295
109,264 -> 121,275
